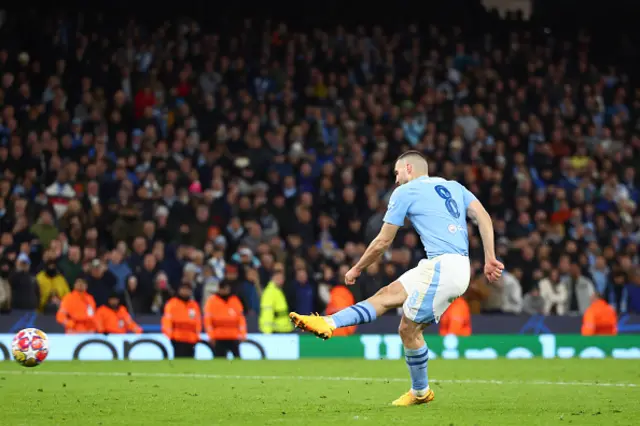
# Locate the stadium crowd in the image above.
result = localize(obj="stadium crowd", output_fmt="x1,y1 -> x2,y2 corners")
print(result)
0,10 -> 639,329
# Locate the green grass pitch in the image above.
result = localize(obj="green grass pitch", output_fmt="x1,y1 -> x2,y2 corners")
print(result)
0,359 -> 638,425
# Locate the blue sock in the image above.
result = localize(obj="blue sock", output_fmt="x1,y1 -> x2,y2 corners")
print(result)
405,344 -> 429,393
330,301 -> 377,327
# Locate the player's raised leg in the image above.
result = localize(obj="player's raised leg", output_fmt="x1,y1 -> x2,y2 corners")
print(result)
391,315 -> 435,406
289,280 -> 407,339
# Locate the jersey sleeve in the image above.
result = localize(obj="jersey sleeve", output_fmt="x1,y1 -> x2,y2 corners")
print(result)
461,184 -> 478,209
383,187 -> 411,226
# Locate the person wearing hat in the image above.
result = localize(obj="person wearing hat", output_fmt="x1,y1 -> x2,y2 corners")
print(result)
161,283 -> 202,358
9,253 -> 39,310
204,280 -> 246,358
56,277 -> 97,334
95,293 -> 142,334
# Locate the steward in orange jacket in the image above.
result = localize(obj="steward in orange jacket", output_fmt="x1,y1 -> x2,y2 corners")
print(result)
582,294 -> 618,336
326,285 -> 356,336
204,281 -> 246,358
162,284 -> 202,358
56,277 -> 97,333
439,297 -> 472,336
95,293 -> 142,334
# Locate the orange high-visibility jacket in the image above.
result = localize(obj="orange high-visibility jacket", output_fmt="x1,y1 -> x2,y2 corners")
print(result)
95,305 -> 143,334
326,286 -> 356,336
204,294 -> 247,341
439,297 -> 472,336
56,290 -> 97,333
582,299 -> 618,336
162,297 -> 202,344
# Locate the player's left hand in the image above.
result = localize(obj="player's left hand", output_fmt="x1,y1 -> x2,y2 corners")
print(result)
345,267 -> 361,285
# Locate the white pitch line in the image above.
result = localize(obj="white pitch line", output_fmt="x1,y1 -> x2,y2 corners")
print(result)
0,370 -> 637,388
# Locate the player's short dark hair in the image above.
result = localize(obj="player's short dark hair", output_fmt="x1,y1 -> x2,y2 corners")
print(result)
397,150 -> 427,162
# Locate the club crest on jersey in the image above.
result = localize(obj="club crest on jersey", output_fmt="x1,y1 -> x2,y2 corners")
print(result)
448,224 -> 457,233
188,309 -> 195,318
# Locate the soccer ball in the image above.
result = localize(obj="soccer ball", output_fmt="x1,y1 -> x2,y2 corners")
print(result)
12,328 -> 49,367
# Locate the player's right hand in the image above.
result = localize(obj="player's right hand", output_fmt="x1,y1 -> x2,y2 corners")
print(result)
484,258 -> 504,283
345,266 -> 361,286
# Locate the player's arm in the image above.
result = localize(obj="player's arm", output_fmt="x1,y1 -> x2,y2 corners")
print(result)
354,223 -> 399,272
466,197 -> 503,282
466,200 -> 495,260
346,186 -> 407,285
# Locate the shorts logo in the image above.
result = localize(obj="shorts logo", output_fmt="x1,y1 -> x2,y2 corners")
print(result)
448,224 -> 457,234
408,291 -> 420,307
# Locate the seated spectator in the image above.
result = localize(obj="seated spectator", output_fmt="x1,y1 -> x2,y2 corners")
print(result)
56,277 -> 97,333
58,246 -> 84,290
95,293 -> 142,334
501,268 -> 523,314
581,293 -> 618,336
562,264 -> 595,315
0,258 -> 11,312
29,210 -> 59,250
86,258 -> 118,307
539,269 -> 568,315
522,287 -> 545,316
107,249 -> 133,295
10,254 -> 39,311
627,272 -> 640,314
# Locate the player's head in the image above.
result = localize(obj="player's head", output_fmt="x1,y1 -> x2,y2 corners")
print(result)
395,151 -> 428,185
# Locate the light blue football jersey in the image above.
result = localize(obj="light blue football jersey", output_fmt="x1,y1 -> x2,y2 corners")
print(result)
383,176 -> 477,258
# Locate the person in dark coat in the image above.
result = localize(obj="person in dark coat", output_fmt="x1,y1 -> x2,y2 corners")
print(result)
10,253 -> 40,310
86,259 -> 118,307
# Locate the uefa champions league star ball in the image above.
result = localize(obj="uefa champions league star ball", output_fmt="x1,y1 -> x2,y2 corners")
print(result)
12,328 -> 49,367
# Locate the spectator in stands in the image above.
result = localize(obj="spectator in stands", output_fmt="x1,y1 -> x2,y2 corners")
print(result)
522,287 -> 545,316
0,9 -> 637,333
501,268 -> 523,314
107,249 -> 132,296
131,253 -> 158,314
86,259 -> 117,308
9,254 -> 39,310
0,258 -> 11,312
539,269 -> 569,315
563,264 -> 595,315
292,267 -> 314,315
589,256 -> 610,295
628,272 -> 640,314
58,245 -> 83,289
29,210 -> 59,249
581,293 -> 618,336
